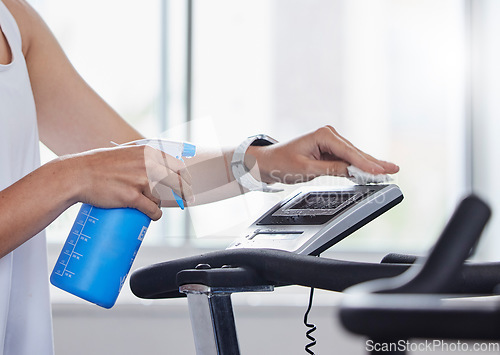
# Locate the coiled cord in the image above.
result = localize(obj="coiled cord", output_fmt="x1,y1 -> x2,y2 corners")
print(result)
303,287 -> 317,354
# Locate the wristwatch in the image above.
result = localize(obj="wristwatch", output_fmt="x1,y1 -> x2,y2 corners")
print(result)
231,134 -> 283,193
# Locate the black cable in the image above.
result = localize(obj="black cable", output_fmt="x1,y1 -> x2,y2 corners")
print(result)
303,287 -> 317,354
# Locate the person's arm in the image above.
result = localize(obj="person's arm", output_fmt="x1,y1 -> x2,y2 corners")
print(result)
181,126 -> 399,206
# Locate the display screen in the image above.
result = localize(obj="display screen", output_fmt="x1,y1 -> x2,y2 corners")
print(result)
290,192 -> 356,210
257,190 -> 371,225
257,187 -> 381,226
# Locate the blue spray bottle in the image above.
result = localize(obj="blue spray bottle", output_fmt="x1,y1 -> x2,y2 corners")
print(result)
50,139 -> 196,308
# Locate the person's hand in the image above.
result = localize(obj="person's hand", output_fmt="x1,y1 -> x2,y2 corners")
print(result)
246,125 -> 399,184
62,145 -> 193,220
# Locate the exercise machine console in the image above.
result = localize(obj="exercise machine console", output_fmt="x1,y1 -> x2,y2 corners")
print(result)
228,184 -> 403,255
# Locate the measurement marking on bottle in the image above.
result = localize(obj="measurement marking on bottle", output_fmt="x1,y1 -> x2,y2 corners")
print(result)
80,233 -> 91,239
59,206 -> 93,277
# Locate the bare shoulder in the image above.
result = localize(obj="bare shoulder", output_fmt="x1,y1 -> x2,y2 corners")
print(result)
2,0 -> 45,56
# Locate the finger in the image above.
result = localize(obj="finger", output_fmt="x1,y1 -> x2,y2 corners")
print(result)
159,157 -> 192,185
154,182 -> 195,205
154,186 -> 195,208
316,129 -> 385,174
146,160 -> 192,191
133,194 -> 163,221
177,164 -> 193,187
350,150 -> 399,174
347,146 -> 399,174
324,125 -> 399,174
152,165 -> 195,204
151,172 -> 193,200
173,173 -> 195,204
145,147 -> 193,185
375,160 -> 399,173
142,185 -> 162,206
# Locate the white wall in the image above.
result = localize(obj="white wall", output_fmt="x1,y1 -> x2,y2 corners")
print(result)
52,300 -> 365,355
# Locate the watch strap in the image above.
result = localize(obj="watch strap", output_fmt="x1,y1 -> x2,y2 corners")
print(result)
231,135 -> 283,193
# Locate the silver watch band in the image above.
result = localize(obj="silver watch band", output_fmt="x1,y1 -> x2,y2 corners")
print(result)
231,134 -> 283,193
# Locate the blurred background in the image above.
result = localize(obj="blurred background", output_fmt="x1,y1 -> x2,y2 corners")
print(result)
29,0 -> 500,353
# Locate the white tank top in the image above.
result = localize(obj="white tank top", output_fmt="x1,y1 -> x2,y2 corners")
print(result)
0,2 -> 54,354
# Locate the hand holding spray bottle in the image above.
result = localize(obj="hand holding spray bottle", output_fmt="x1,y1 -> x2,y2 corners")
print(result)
50,139 -> 196,308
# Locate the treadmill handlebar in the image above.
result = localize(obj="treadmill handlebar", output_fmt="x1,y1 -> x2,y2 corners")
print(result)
130,251 -> 500,300
130,249 -> 409,299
